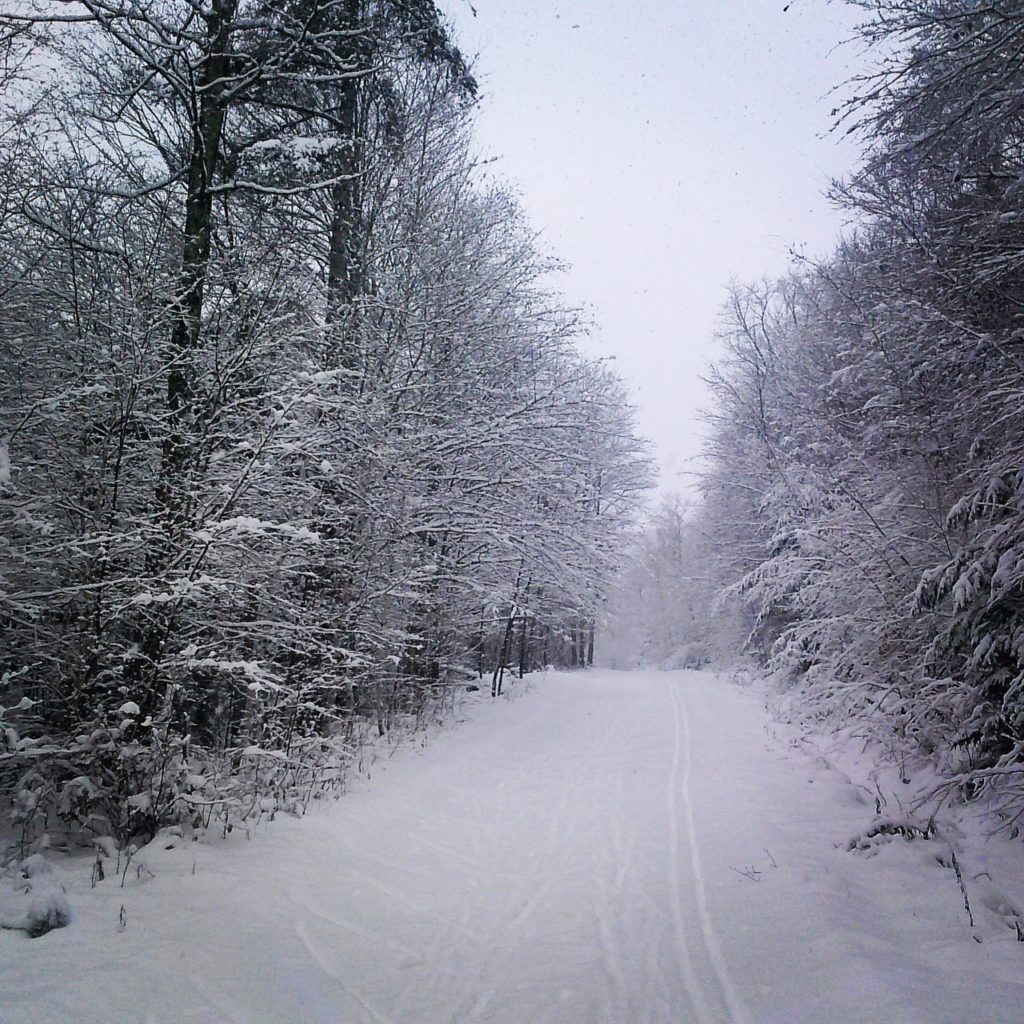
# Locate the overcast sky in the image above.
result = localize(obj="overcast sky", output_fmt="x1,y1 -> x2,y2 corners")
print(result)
437,0 -> 868,495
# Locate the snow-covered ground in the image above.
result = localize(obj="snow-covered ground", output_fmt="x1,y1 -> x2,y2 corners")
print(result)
4,669 -> 1024,1023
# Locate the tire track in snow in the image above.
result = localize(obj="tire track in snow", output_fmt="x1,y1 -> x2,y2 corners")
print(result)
670,677 -> 753,1024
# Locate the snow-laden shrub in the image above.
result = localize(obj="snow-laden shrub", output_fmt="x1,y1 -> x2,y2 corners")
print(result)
660,642 -> 710,671
916,468 -> 1024,768
2,707 -> 360,857
0,854 -> 72,938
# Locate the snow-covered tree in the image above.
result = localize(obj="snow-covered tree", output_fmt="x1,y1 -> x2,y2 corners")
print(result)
0,4 -> 651,848
696,0 -> 1024,816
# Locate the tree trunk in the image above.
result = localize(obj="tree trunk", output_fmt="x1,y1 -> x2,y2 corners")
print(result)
155,0 -> 235,535
476,603 -> 487,678
324,0 -> 366,372
518,610 -> 529,678
491,611 -> 515,698
517,577 -> 532,678
492,567 -> 524,697
138,0 -> 236,716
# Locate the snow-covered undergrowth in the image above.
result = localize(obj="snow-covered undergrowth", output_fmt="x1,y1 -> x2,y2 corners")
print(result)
1,678 -> 478,868
3,670 -> 1023,1024
0,853 -> 72,938
0,689 -> 467,941
759,672 -> 1024,948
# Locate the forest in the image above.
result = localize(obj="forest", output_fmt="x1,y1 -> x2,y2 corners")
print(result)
0,1 -> 652,850
5,0 -> 1024,859
614,1 -> 1024,828
7,4 -> 1024,1018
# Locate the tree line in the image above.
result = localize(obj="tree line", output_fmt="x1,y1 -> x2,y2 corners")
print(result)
0,1 -> 651,848
690,0 -> 1024,820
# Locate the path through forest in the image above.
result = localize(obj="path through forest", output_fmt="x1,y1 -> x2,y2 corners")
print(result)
4,671 -> 1024,1023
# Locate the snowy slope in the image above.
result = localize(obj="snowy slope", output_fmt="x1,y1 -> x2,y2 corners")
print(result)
3,670 -> 1024,1024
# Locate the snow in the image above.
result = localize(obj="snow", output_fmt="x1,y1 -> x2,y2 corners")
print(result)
1,855 -> 72,939
3,670 -> 1024,1023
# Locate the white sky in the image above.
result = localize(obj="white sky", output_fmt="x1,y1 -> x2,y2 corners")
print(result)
438,1 -> 867,494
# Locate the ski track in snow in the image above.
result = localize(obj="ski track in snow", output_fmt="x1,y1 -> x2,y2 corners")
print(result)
669,677 -> 752,1024
295,919 -> 395,1024
5,669 -> 1024,1024
665,676 -> 742,1024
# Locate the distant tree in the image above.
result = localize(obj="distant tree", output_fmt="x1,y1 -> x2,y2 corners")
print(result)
599,495 -> 716,670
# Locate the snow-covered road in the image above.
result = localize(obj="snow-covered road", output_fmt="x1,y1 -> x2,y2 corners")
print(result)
4,670 -> 1024,1023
